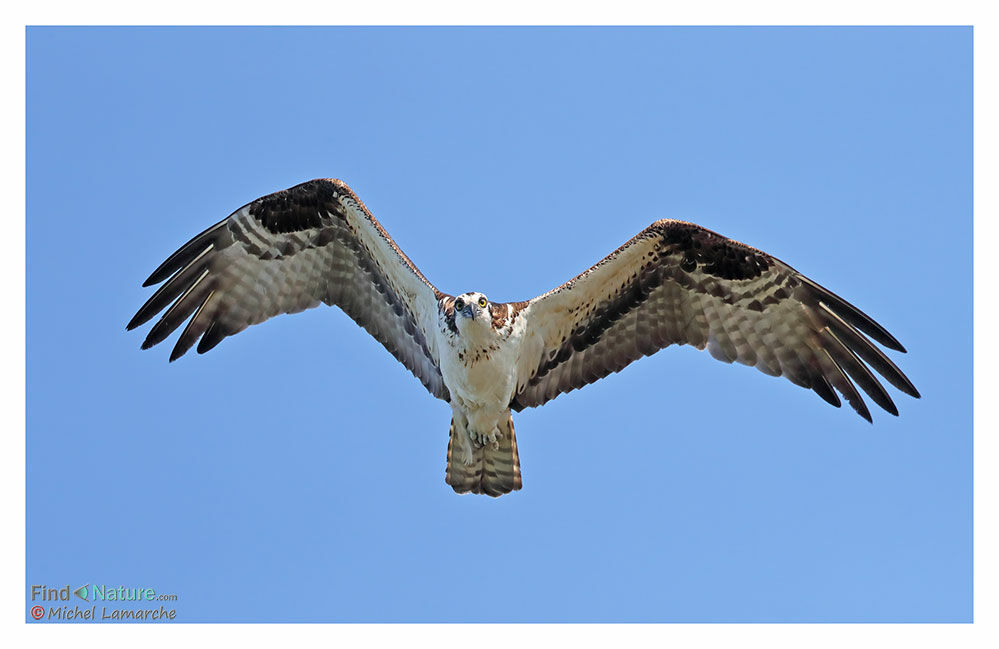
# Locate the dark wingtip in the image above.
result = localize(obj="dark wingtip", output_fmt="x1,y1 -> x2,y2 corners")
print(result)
856,404 -> 873,424
143,262 -> 177,287
812,379 -> 841,409
801,276 -> 907,352
897,377 -> 921,399
196,322 -> 227,355
878,333 -> 906,354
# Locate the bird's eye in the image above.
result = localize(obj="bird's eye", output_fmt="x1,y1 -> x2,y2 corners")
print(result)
478,297 -> 488,308
454,299 -> 464,311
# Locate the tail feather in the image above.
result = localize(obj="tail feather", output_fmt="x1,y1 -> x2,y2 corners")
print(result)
445,413 -> 522,497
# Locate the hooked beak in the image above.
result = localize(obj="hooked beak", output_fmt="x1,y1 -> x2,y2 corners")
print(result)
460,304 -> 475,319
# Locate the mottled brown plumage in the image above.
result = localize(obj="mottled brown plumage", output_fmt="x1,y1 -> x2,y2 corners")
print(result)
127,179 -> 449,399
129,179 -> 919,497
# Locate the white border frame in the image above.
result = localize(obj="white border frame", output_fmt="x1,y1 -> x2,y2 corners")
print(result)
6,2 -> 990,646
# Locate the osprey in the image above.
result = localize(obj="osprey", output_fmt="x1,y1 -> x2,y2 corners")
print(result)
128,179 -> 919,497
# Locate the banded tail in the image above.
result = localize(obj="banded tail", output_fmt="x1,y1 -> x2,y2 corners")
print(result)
445,413 -> 522,497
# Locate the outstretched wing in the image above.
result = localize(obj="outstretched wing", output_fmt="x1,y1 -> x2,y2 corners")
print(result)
512,220 -> 919,421
127,178 -> 450,401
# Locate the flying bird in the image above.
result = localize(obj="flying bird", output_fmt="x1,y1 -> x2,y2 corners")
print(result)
128,179 -> 920,497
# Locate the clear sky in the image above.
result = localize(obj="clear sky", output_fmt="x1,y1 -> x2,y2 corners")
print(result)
26,27 -> 971,622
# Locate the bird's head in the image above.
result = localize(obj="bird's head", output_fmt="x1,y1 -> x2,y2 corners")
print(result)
453,292 -> 492,329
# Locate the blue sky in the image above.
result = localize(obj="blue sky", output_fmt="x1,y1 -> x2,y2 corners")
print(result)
26,27 -> 971,622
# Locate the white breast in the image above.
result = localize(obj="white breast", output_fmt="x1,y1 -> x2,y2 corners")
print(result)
436,307 -> 528,412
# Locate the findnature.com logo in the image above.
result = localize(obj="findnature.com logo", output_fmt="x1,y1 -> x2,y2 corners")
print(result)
29,584 -> 179,622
